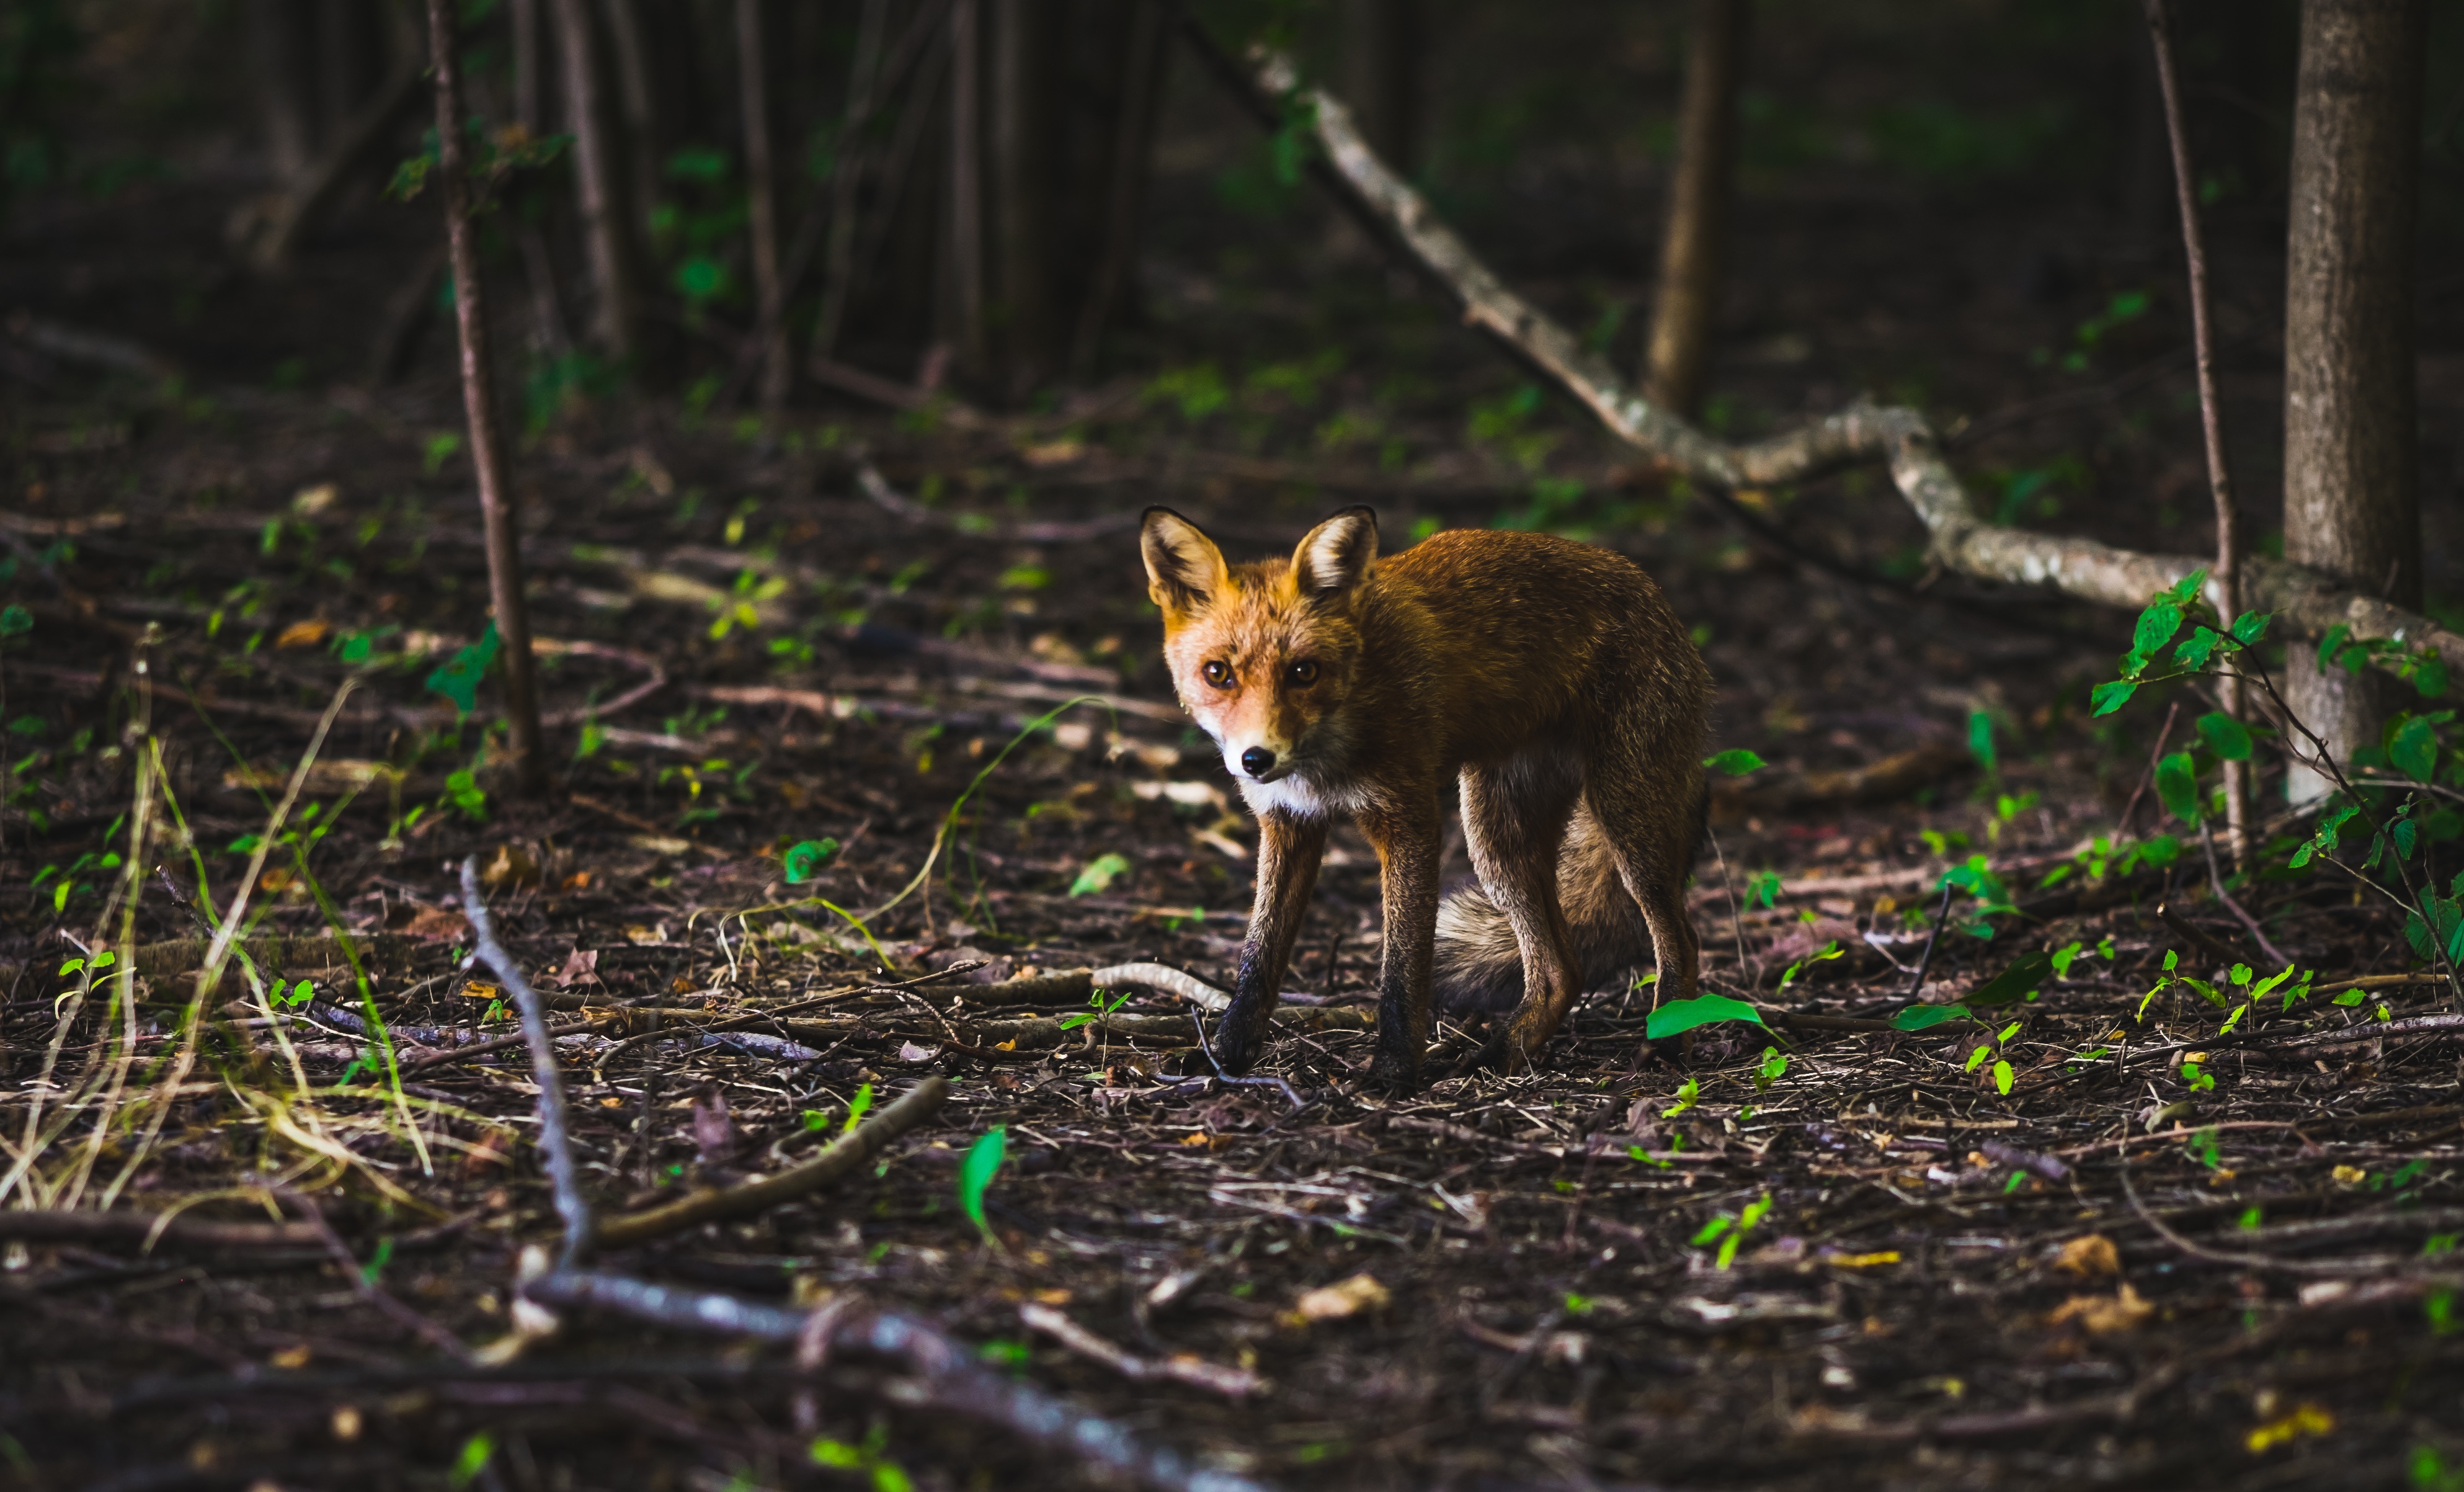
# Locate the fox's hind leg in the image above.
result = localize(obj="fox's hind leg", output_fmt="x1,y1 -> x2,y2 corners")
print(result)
1584,748 -> 1704,1011
1459,743 -> 1585,1074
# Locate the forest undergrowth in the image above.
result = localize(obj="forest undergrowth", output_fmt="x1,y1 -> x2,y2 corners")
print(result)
5,153 -> 2464,1492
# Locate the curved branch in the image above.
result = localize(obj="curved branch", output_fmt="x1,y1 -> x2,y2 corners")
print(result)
1194,34 -> 2464,680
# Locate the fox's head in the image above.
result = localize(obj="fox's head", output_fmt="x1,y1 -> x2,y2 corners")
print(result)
1140,505 -> 1379,788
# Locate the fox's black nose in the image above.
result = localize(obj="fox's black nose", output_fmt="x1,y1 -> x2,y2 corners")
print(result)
1240,746 -> 1276,777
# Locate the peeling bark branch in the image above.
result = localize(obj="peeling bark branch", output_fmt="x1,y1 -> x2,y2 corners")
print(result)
1202,38 -> 2464,682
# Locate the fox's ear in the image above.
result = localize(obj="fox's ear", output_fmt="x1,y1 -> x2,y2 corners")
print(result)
1291,506 -> 1378,601
1142,506 -> 1230,614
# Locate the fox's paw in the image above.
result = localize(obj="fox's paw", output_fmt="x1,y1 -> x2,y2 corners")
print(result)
1367,1047 -> 1423,1096
1456,1027 -> 1530,1079
1208,1017 -> 1266,1076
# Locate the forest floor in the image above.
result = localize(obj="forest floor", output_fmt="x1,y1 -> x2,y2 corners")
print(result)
6,91 -> 2464,1492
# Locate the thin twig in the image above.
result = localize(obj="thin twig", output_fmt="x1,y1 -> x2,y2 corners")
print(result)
1905,879 -> 1957,999
1192,1007 -> 1307,1112
459,854 -> 592,1268
2199,819 -> 2291,968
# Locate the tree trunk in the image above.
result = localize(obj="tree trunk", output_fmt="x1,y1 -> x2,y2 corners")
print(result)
512,0 -> 544,133
244,0 -> 316,182
1642,0 -> 1748,420
595,0 -> 664,259
1340,0 -> 1422,177
551,0 -> 646,370
947,0 -> 989,377
809,0 -> 890,367
424,0 -> 548,798
2281,0 -> 2427,802
736,0 -> 790,415
1071,0 -> 1167,377
989,0 -> 1056,398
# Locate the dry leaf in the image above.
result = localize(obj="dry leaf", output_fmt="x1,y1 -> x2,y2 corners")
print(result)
546,948 -> 599,989
481,842 -> 540,889
291,482 -> 338,514
459,981 -> 504,1002
691,1089 -> 736,1165
274,617 -> 330,648
2246,1403 -> 2334,1453
2331,1164 -> 2367,1187
401,904 -> 473,942
2047,1282 -> 2152,1335
1293,1272 -> 1389,1323
2053,1234 -> 2120,1278
897,1041 -> 936,1063
269,1344 -> 312,1370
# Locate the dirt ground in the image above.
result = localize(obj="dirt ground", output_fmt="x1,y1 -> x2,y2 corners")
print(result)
7,6 -> 2464,1490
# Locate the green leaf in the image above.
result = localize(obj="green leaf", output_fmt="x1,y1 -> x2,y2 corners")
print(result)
1644,994 -> 1766,1040
1689,1214 -> 1732,1246
424,620 -> 501,717
1891,1003 -> 1973,1031
957,1126 -> 1007,1244
1702,749 -> 1766,777
449,1434 -> 496,1490
2195,712 -> 2253,762
2132,602 -> 2184,666
2154,750 -> 2202,824
2174,627 -> 2223,669
1967,950 -> 2056,1007
2159,568 -> 2207,608
782,838 -> 839,883
0,605 -> 30,638
842,1082 -> 873,1133
1069,851 -> 1131,896
2230,611 -> 2271,646
2316,622 -> 2351,672
2089,679 -> 2137,717
1967,710 -> 1996,771
2416,656 -> 2450,699
1662,1075 -> 1701,1116
2391,715 -> 2439,781
1992,1059 -> 2014,1096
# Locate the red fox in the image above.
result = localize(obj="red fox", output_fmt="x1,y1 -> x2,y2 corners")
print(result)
1141,505 -> 1712,1089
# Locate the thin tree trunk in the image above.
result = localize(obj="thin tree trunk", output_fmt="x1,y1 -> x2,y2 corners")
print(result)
1642,0 -> 1748,419
810,0 -> 891,367
551,0 -> 645,369
597,0 -> 663,256
1072,0 -> 1167,377
2146,0 -> 2248,865
512,0 -> 544,133
948,0 -> 988,376
244,0 -> 316,183
989,0 -> 1054,398
2281,0 -> 2427,803
736,0 -> 790,415
424,0 -> 548,797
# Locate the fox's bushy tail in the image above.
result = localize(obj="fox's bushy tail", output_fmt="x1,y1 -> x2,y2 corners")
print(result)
1431,798 -> 1697,1012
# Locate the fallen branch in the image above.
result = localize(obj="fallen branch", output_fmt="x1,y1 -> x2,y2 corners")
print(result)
594,1076 -> 948,1249
456,852 -> 1283,1492
1020,1302 -> 1265,1398
1186,29 -> 2464,681
855,457 -> 1142,544
0,1209 -> 324,1249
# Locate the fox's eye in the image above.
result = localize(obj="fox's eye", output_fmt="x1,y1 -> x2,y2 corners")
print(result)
1285,660 -> 1320,687
1202,660 -> 1233,689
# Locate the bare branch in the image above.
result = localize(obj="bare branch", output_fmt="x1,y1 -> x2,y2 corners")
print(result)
1183,32 -> 2464,682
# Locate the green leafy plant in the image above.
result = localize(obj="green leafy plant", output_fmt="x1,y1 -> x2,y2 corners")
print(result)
1691,1193 -> 1773,1269
783,838 -> 839,884
1069,852 -> 1130,896
1059,987 -> 1131,1032
809,1424 -> 915,1492
957,1126 -> 1007,1246
1645,994 -> 1764,1040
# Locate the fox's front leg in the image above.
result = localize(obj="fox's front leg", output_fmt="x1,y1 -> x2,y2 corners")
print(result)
1213,811 -> 1329,1074
1359,798 -> 1442,1094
